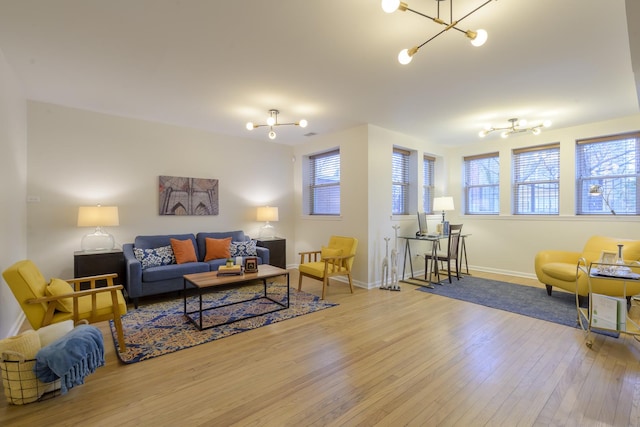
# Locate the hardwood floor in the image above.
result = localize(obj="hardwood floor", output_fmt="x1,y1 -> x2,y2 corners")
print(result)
2,270 -> 640,426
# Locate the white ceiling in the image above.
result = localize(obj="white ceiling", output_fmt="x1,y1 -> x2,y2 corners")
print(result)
0,0 -> 638,146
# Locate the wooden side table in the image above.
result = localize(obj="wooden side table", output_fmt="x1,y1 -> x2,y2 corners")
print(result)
256,237 -> 286,269
74,249 -> 126,287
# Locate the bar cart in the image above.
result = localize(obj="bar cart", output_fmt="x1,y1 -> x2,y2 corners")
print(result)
576,256 -> 640,348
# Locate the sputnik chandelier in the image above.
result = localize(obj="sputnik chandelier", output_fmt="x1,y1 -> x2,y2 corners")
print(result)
381,0 -> 495,64
479,118 -> 552,138
245,109 -> 307,140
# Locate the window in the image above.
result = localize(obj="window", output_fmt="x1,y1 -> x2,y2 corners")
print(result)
576,132 -> 639,215
423,155 -> 435,213
392,148 -> 410,215
464,153 -> 500,215
304,149 -> 340,215
512,143 -> 560,215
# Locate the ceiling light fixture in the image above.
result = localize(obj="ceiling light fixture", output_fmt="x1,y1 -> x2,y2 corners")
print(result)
381,0 -> 494,65
479,118 -> 552,138
245,109 -> 307,140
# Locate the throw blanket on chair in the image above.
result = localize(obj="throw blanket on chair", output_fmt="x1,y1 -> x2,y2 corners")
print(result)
33,324 -> 105,394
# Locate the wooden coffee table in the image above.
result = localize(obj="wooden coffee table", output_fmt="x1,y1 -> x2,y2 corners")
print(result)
183,264 -> 289,331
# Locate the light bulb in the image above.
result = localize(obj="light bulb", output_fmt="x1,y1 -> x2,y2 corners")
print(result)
479,130 -> 487,138
299,119 -> 308,128
518,119 -> 527,127
267,116 -> 276,126
268,130 -> 276,140
398,48 -> 414,65
381,0 -> 400,13
532,128 -> 541,135
470,29 -> 488,47
501,131 -> 509,138
246,122 -> 254,131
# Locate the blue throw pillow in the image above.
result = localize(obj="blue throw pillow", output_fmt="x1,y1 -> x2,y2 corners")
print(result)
229,240 -> 258,257
133,245 -> 176,270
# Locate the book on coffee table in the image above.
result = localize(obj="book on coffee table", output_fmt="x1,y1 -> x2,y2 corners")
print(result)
217,265 -> 243,276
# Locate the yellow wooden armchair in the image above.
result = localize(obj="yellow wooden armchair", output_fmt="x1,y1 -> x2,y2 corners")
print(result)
2,260 -> 127,352
298,236 -> 358,299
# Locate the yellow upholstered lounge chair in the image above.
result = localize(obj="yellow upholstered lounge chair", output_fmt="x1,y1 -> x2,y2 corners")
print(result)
298,236 -> 358,300
2,260 -> 127,352
535,236 -> 640,303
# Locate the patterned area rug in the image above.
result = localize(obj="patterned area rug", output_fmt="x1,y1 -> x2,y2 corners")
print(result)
109,280 -> 336,363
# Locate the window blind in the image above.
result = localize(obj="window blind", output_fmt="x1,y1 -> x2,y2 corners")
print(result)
512,143 -> 560,215
392,148 -> 410,215
305,149 -> 341,215
423,155 -> 435,213
464,152 -> 499,215
576,131 -> 640,215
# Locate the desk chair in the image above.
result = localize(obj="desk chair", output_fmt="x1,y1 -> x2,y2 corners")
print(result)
431,224 -> 463,283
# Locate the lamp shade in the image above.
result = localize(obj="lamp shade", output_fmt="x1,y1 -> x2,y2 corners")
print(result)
257,206 -> 279,222
77,206 -> 119,227
433,197 -> 454,212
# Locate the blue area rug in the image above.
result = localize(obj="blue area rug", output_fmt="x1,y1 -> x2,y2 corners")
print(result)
416,276 -> 583,328
110,281 -> 337,363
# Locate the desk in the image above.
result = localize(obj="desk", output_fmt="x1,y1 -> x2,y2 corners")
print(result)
399,235 -> 444,288
400,234 -> 471,287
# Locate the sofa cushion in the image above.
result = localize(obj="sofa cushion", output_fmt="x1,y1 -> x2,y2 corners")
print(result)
230,240 -> 257,257
204,237 -> 232,261
170,238 -> 198,264
133,245 -> 176,270
196,231 -> 246,261
141,262 -> 210,282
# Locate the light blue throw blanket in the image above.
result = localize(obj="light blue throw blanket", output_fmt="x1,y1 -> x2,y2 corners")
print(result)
33,324 -> 105,394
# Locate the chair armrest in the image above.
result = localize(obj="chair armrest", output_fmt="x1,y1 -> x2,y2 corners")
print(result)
299,250 -> 322,264
321,254 -> 356,272
27,285 -> 125,326
27,284 -> 125,303
123,243 -> 142,299
255,246 -> 270,265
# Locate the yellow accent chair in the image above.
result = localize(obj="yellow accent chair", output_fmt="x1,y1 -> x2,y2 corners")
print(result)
2,260 -> 127,352
535,236 -> 640,304
298,236 -> 358,299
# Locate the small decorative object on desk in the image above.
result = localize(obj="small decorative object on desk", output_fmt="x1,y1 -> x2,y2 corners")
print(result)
244,256 -> 258,273
217,265 -> 242,276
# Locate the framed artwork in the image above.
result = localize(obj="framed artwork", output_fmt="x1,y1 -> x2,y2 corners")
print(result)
244,257 -> 258,273
159,175 -> 219,216
599,250 -> 617,265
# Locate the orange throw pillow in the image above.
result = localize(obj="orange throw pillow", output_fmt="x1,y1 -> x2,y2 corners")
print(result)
204,237 -> 231,261
170,238 -> 197,264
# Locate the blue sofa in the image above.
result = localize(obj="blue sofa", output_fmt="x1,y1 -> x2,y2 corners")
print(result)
123,231 -> 269,308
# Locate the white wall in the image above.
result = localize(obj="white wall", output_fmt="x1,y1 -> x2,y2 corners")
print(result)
0,49 -> 27,337
292,126 -> 370,286
445,114 -> 640,278
26,102 -> 295,281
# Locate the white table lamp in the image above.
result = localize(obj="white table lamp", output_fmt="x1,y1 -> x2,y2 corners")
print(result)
433,196 -> 454,222
257,206 -> 279,238
77,205 -> 119,251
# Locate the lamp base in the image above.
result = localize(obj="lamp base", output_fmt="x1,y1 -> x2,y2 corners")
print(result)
81,228 -> 116,251
259,223 -> 276,239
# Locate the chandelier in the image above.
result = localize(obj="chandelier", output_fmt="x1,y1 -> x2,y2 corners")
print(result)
381,0 -> 494,64
479,118 -> 552,138
245,109 -> 307,140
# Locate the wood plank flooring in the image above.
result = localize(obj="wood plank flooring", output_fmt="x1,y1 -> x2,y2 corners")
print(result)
2,270 -> 640,426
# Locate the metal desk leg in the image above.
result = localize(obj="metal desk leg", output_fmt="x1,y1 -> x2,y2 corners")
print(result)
460,235 -> 470,275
